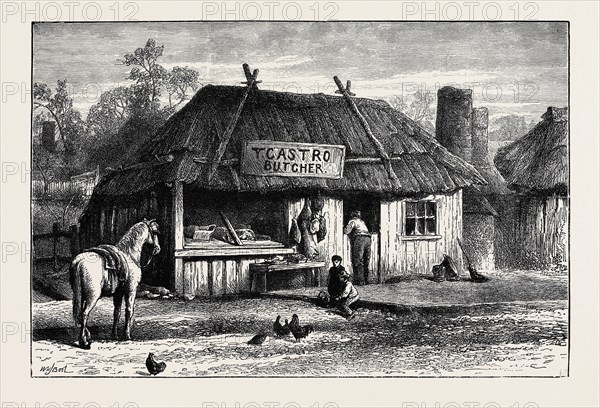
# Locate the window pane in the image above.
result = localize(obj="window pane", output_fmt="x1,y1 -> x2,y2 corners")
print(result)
417,218 -> 426,235
426,201 -> 436,217
406,202 -> 416,217
406,218 -> 416,235
417,202 -> 426,216
426,218 -> 436,235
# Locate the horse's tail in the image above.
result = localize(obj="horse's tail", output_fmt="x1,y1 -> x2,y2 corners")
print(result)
70,258 -> 82,327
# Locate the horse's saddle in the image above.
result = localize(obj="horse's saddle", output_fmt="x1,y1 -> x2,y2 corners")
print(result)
86,245 -> 131,285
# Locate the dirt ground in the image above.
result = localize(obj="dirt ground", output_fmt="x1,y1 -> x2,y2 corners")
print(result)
270,269 -> 569,306
32,295 -> 568,377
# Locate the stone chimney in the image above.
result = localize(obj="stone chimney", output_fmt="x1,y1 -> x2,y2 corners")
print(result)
471,107 -> 489,166
435,86 -> 473,162
41,121 -> 56,152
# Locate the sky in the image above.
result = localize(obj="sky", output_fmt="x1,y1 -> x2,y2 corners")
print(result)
33,21 -> 568,123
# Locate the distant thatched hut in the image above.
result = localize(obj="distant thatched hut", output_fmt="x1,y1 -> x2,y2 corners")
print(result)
494,107 -> 569,268
80,81 -> 484,297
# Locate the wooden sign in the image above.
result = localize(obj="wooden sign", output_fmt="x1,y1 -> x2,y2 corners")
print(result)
241,141 -> 345,179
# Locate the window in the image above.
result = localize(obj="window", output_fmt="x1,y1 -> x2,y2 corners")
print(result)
404,200 -> 437,236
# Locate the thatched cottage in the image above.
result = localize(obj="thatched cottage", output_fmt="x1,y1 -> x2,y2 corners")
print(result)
494,107 -> 569,268
80,78 -> 485,297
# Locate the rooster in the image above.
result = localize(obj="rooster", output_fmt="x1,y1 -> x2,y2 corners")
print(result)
145,353 -> 166,376
273,315 -> 291,337
289,314 -> 314,341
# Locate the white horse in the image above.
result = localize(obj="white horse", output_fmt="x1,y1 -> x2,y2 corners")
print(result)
70,220 -> 160,349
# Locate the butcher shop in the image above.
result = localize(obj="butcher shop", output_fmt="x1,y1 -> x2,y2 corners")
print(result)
79,67 -> 484,297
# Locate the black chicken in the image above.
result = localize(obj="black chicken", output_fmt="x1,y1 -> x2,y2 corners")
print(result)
145,352 -> 166,376
273,315 -> 291,337
289,313 -> 300,330
441,254 -> 460,281
289,314 -> 314,341
247,333 -> 269,345
468,265 -> 490,283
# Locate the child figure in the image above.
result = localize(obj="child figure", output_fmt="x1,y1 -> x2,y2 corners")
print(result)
327,255 -> 347,300
333,271 -> 359,320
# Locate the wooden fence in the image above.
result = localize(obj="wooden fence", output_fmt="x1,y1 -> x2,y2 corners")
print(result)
33,222 -> 79,272
33,166 -> 99,199
32,179 -> 96,199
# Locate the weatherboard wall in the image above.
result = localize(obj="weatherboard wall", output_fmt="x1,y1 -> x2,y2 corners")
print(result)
379,190 -> 463,278
80,188 -> 466,296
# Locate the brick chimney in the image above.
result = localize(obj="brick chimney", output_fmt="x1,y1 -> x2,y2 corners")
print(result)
435,86 -> 473,162
41,121 -> 56,152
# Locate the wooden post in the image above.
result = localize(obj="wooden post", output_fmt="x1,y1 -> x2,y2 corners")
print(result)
78,216 -> 86,254
172,181 -> 185,294
69,225 -> 79,257
242,63 -> 261,90
220,211 -> 243,246
333,76 -> 400,185
52,222 -> 59,272
207,64 -> 260,183
110,205 -> 117,243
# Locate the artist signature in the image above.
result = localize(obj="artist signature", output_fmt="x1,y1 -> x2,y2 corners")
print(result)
39,362 -> 72,375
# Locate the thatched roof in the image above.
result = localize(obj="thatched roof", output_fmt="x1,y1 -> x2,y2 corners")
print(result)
463,196 -> 499,217
93,85 -> 485,198
468,164 -> 510,196
494,107 -> 568,195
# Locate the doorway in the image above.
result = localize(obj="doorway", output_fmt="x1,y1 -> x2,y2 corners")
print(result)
342,195 -> 381,284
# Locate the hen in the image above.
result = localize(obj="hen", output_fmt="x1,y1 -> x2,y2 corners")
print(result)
273,315 -> 291,337
247,333 -> 269,345
468,266 -> 490,283
145,352 -> 166,376
289,314 -> 314,341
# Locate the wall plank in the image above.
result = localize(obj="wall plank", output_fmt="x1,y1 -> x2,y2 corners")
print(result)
238,259 -> 252,293
175,258 -> 184,294
196,260 -> 210,296
212,260 -> 224,296
225,259 -> 237,294
183,261 -> 193,296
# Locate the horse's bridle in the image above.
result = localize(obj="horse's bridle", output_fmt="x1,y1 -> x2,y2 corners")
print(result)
142,219 -> 161,268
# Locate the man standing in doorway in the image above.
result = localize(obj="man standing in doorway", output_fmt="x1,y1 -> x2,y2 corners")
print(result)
344,211 -> 372,285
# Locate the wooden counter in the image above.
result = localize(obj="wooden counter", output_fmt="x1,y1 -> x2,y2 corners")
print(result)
250,261 -> 326,293
177,240 -> 294,258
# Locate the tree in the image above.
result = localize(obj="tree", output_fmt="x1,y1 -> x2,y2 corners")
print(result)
33,80 -> 86,156
165,66 -> 201,109
489,115 -> 533,141
87,86 -> 134,142
33,80 -> 87,181
86,39 -> 201,170
390,90 -> 436,134
410,91 -> 436,123
122,39 -> 168,110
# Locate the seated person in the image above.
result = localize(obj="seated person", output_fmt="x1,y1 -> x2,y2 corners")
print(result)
317,255 -> 349,308
333,273 -> 359,320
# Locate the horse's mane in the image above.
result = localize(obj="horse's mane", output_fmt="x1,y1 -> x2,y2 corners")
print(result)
116,222 -> 148,254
